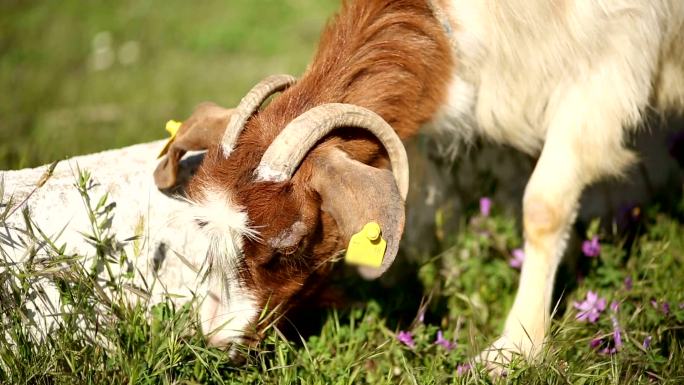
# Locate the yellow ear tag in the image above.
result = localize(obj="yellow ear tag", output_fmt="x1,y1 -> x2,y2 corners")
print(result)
344,222 -> 387,268
157,119 -> 183,158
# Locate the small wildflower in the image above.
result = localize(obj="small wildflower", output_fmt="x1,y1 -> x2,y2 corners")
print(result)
610,300 -> 619,313
590,316 -> 623,355
651,299 -> 658,309
601,346 -> 617,355
435,330 -> 457,351
643,336 -> 653,349
509,248 -> 525,269
613,329 -> 622,349
456,363 -> 471,376
679,303 -> 684,310
581,236 -> 601,257
611,315 -> 623,350
624,276 -> 633,290
662,302 -> 670,315
397,331 -> 415,348
418,311 -> 425,323
591,337 -> 618,355
479,197 -> 492,217
574,291 -> 607,323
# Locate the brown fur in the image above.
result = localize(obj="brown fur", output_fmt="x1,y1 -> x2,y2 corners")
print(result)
188,0 -> 454,336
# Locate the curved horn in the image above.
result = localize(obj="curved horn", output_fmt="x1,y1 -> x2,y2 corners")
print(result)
221,74 -> 297,157
255,103 -> 409,200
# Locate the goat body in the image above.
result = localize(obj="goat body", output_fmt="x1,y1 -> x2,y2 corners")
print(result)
172,0 -> 684,364
1,142 -> 207,338
435,0 -> 684,362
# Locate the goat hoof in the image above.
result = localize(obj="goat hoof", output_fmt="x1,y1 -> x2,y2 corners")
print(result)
476,334 -> 540,376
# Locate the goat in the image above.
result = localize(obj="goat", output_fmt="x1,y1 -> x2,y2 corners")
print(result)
155,0 -> 684,368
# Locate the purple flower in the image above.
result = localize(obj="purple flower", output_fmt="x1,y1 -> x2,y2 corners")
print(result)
662,302 -> 670,315
650,299 -> 670,315
590,337 -> 617,355
679,303 -> 684,310
509,248 -> 525,269
435,330 -> 457,351
582,236 -> 601,257
624,277 -> 633,290
613,330 -> 622,349
611,315 -> 623,350
601,346 -> 617,355
643,336 -> 652,349
590,315 -> 623,354
479,197 -> 492,217
397,330 -> 415,348
574,291 -> 607,323
418,311 -> 425,323
456,363 -> 471,376
610,300 -> 619,313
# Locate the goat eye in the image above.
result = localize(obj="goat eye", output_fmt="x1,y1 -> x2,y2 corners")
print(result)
195,219 -> 208,228
278,245 -> 298,256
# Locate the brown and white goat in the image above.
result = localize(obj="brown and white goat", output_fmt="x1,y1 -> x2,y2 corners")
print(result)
155,0 -> 684,367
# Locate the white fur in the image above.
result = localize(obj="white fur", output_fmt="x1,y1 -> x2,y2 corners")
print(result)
427,75 -> 477,159
182,189 -> 260,347
432,0 -> 684,368
199,277 -> 259,350
440,1 -> 684,164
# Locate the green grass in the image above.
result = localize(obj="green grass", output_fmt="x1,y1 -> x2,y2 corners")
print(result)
1,168 -> 683,384
0,0 -> 338,169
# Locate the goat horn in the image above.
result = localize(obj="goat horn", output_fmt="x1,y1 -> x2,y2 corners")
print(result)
221,74 -> 297,157
255,103 -> 409,200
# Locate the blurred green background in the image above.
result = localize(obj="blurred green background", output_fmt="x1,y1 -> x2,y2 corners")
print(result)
0,0 -> 339,170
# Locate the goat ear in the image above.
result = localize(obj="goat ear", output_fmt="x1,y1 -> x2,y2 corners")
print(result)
154,102 -> 234,189
310,149 -> 405,279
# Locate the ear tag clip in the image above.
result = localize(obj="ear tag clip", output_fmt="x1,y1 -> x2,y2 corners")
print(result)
157,119 -> 182,158
345,222 -> 387,268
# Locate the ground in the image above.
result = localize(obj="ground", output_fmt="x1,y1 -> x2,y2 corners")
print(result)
0,0 -> 337,169
1,1 -> 684,384
2,181 -> 684,384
